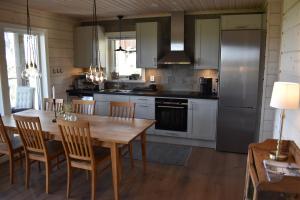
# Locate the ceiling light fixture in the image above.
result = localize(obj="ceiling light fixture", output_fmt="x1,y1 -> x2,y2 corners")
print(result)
86,0 -> 105,83
21,0 -> 40,80
115,15 -> 127,52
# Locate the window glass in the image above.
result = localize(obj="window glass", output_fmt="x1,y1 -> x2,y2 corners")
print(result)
112,39 -> 141,77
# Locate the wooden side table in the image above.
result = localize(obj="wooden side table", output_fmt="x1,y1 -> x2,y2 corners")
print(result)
244,139 -> 300,200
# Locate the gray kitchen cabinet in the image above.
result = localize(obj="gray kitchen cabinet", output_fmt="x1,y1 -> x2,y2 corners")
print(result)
94,94 -> 130,116
95,101 -> 109,116
129,96 -> 155,134
74,26 -> 106,68
221,14 -> 262,30
194,19 -> 220,69
136,22 -> 158,68
189,99 -> 218,140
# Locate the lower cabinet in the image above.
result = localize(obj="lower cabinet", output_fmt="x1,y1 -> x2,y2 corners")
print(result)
189,99 -> 218,140
94,94 -> 155,135
95,101 -> 109,116
130,96 -> 155,135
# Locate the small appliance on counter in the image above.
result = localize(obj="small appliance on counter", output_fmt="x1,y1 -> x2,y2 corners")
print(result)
199,77 -> 212,95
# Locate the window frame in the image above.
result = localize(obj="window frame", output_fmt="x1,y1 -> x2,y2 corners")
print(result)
0,23 -> 50,114
105,31 -> 145,82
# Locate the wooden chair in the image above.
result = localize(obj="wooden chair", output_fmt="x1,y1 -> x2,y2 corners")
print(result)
13,115 -> 64,194
72,100 -> 95,115
57,119 -> 110,200
43,98 -> 64,112
110,101 -> 135,118
110,101 -> 136,169
0,116 -> 23,184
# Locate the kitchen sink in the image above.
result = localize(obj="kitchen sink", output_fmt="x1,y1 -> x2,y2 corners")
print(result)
100,89 -> 132,93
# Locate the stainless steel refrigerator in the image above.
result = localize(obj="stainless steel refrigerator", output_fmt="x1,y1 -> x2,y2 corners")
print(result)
216,30 -> 263,153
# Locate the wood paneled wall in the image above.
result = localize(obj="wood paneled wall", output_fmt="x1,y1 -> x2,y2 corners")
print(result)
0,1 -> 82,100
274,0 -> 300,146
259,0 -> 282,141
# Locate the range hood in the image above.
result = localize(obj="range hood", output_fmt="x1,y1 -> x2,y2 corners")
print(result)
158,12 -> 191,65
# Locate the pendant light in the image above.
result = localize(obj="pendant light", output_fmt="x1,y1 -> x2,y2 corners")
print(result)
21,0 -> 40,79
115,15 -> 127,52
86,0 -> 105,83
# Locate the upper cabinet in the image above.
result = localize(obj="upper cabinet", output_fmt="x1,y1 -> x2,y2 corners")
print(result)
136,22 -> 158,68
221,14 -> 262,30
74,26 -> 106,68
194,18 -> 220,70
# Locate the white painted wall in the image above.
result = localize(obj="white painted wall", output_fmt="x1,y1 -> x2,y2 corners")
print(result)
274,0 -> 300,146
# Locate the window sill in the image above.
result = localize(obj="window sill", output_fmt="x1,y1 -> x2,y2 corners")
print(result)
106,79 -> 146,83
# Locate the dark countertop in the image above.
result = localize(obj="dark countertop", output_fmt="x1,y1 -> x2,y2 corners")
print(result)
66,89 -> 218,100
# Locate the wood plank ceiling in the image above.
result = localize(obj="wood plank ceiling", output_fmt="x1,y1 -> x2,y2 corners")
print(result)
0,0 -> 266,19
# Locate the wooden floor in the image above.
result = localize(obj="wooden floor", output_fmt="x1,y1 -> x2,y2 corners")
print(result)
0,147 -> 247,200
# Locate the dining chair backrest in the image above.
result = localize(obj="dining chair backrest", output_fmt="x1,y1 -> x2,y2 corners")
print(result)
43,98 -> 64,112
15,86 -> 35,109
72,100 -> 95,115
110,101 -> 135,119
13,115 -> 46,155
57,119 -> 94,163
0,116 -> 12,150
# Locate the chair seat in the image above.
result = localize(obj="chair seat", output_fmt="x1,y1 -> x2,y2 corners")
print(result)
28,140 -> 64,160
69,147 -> 110,170
0,136 -> 23,154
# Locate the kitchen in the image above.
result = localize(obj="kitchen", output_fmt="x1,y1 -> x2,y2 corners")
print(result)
1,0 -> 300,199
68,12 -> 263,152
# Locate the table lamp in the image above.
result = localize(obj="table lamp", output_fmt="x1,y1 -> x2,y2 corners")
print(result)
270,81 -> 300,161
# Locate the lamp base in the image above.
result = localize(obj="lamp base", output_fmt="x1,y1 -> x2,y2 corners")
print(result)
269,150 -> 288,161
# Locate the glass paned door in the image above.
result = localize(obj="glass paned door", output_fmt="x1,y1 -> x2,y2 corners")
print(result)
4,31 -> 43,110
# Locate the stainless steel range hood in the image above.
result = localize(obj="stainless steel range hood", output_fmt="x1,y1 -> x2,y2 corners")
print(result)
158,12 -> 191,65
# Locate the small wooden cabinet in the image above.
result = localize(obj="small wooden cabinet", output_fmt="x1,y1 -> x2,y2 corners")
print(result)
74,26 -> 106,68
136,22 -> 158,68
194,18 -> 220,69
221,14 -> 262,30
189,99 -> 218,140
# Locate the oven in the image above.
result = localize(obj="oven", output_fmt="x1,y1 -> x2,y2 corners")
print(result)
155,98 -> 188,132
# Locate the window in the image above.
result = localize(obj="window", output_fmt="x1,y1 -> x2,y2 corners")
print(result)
114,39 -> 140,76
4,30 -> 47,110
106,32 -> 144,81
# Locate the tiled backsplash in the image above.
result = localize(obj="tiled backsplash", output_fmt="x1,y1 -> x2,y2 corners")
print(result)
145,66 -> 218,92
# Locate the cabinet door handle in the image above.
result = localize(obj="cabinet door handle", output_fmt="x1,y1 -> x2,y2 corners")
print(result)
137,98 -> 148,101
138,105 -> 149,108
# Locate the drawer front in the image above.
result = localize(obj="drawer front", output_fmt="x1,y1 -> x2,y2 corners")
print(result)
135,104 -> 155,119
130,96 -> 155,105
94,94 -> 130,102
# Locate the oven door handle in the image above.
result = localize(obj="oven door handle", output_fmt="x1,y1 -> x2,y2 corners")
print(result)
157,105 -> 185,109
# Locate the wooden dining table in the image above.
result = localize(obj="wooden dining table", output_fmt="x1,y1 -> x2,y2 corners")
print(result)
2,109 -> 155,200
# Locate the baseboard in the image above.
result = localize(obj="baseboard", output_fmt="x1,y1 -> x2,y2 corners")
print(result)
147,134 -> 216,149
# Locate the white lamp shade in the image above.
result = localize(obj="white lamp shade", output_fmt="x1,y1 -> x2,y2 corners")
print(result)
270,82 -> 300,109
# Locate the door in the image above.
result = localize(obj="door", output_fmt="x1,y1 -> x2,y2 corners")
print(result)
4,31 -> 45,111
219,30 -> 261,108
217,30 -> 262,153
191,100 -> 217,140
217,107 -> 257,153
136,22 -> 158,68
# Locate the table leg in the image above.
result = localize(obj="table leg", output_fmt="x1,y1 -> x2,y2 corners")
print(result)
141,131 -> 147,173
110,143 -> 120,200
